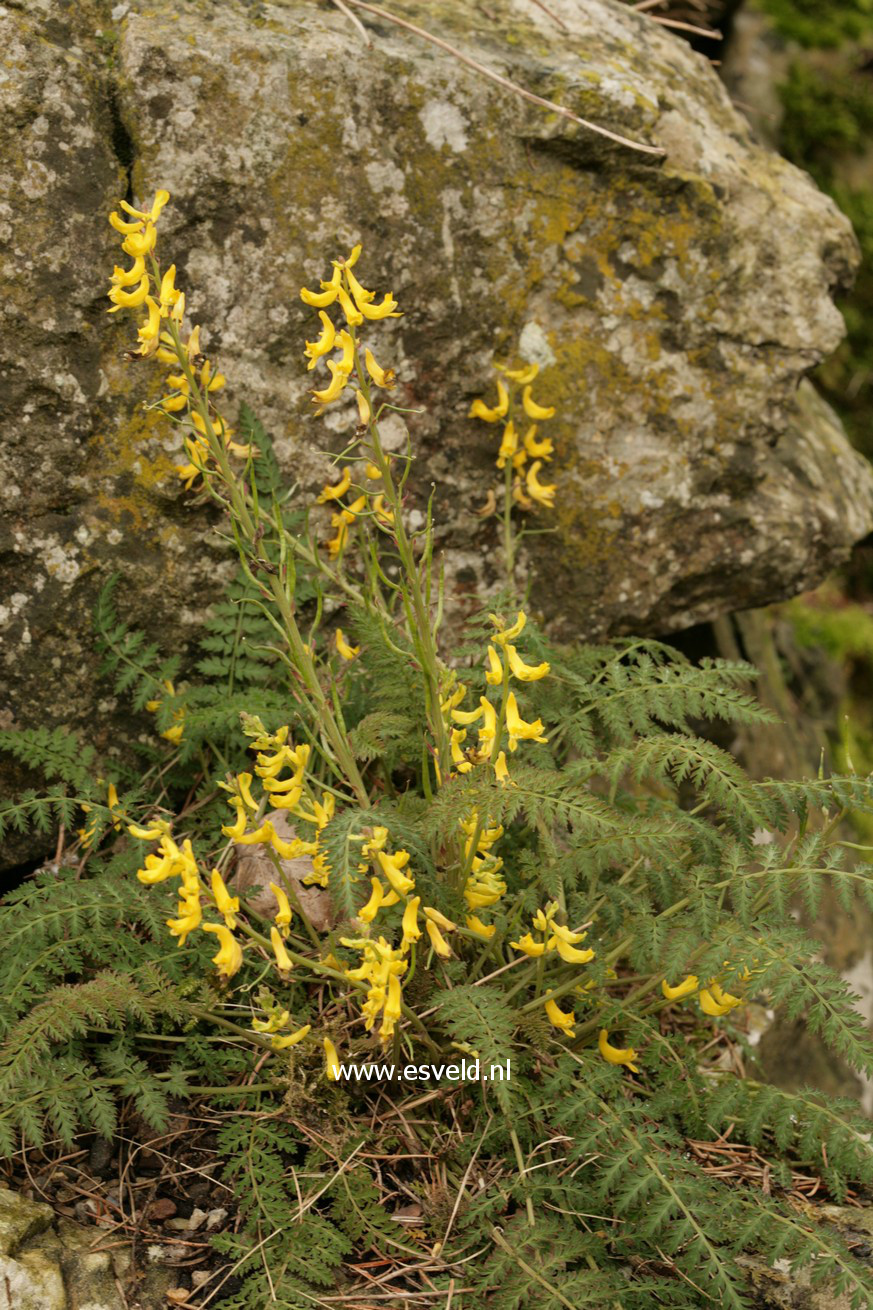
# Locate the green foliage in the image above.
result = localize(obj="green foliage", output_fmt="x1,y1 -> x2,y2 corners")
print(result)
760,0 -> 873,49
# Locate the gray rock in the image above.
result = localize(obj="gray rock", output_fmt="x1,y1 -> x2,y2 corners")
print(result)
2,0 -> 871,800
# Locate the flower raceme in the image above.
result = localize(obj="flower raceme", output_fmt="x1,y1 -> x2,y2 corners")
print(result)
469,361 -> 558,512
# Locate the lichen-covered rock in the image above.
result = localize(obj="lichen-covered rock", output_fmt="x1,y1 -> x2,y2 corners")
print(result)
2,0 -> 872,794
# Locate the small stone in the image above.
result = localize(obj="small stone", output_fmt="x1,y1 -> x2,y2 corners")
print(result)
147,1197 -> 178,1221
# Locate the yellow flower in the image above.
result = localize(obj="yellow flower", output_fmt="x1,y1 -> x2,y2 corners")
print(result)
167,898 -> 201,947
661,974 -> 699,1001
425,919 -> 452,959
304,310 -> 336,368
505,692 -> 548,750
159,264 -> 181,309
401,896 -> 422,948
202,923 -> 243,978
269,881 -> 293,932
510,933 -> 547,958
494,751 -> 511,785
372,493 -> 393,526
270,926 -> 294,972
337,285 -> 364,326
127,819 -> 171,841
109,211 -> 144,235
491,611 -> 526,644
485,646 -> 504,686
450,727 -> 472,774
551,936 -> 596,965
271,1024 -> 311,1051
521,385 -> 555,420
107,276 -> 150,311
364,347 -> 396,388
211,868 -> 240,929
501,362 -> 538,384
365,461 -> 381,479
110,255 -> 145,287
317,467 -> 352,502
477,697 -> 497,743
335,628 -> 360,660
120,189 -> 170,223
598,1029 -> 639,1073
358,292 -> 401,320
524,426 -> 553,460
122,221 -> 157,259
496,420 -> 518,470
699,983 -> 742,1017
312,359 -> 350,406
466,914 -> 496,937
358,876 -> 386,924
545,995 -> 576,1037
355,390 -> 371,424
301,280 -> 339,309
380,973 -> 404,1042
377,849 -> 415,896
252,1009 -> 290,1034
506,645 -> 550,682
469,379 -> 508,422
344,263 -> 375,307
324,1036 -> 341,1081
526,461 -> 556,509
424,906 -> 456,932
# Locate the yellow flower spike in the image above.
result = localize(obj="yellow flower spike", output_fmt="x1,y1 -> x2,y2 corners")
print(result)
524,426 -> 554,460
526,460 -> 556,509
107,276 -> 151,311
271,1024 -> 311,1051
492,611 -> 526,644
545,995 -> 576,1037
127,819 -> 171,841
358,877 -> 386,924
510,932 -> 547,958
505,692 -> 548,750
494,750 -> 512,785
301,281 -> 339,308
336,285 -> 364,326
466,914 -> 496,938
501,362 -> 539,384
324,1036 -> 341,1081
317,467 -> 352,502
506,645 -> 550,682
424,906 -> 457,932
345,265 -> 375,308
425,919 -> 452,959
484,646 -> 504,686
110,255 -> 146,287
211,869 -> 240,929
304,311 -> 337,368
359,292 -> 401,320
355,390 -> 371,424
364,347 -> 396,389
270,926 -> 294,972
496,420 -> 518,470
661,974 -> 699,1001
122,221 -> 157,259
335,627 -> 360,660
312,358 -> 350,406
377,849 -> 415,896
598,1029 -> 639,1073
202,923 -> 243,978
269,881 -> 293,932
401,896 -> 422,948
521,384 -> 555,420
109,211 -> 144,234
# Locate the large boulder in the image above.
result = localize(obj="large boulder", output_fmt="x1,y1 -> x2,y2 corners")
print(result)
2,0 -> 871,754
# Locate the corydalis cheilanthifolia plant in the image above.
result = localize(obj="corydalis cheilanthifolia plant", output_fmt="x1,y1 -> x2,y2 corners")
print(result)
88,187 -> 873,1308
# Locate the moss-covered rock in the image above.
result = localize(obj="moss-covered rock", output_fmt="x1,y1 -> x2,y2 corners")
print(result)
2,0 -> 871,785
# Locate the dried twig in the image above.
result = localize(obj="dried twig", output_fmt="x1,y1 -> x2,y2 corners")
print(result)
337,0 -> 665,157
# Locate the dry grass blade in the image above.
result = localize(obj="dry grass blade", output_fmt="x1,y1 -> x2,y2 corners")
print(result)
338,0 -> 666,157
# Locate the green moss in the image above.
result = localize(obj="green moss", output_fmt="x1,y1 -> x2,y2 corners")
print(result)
759,0 -> 873,49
